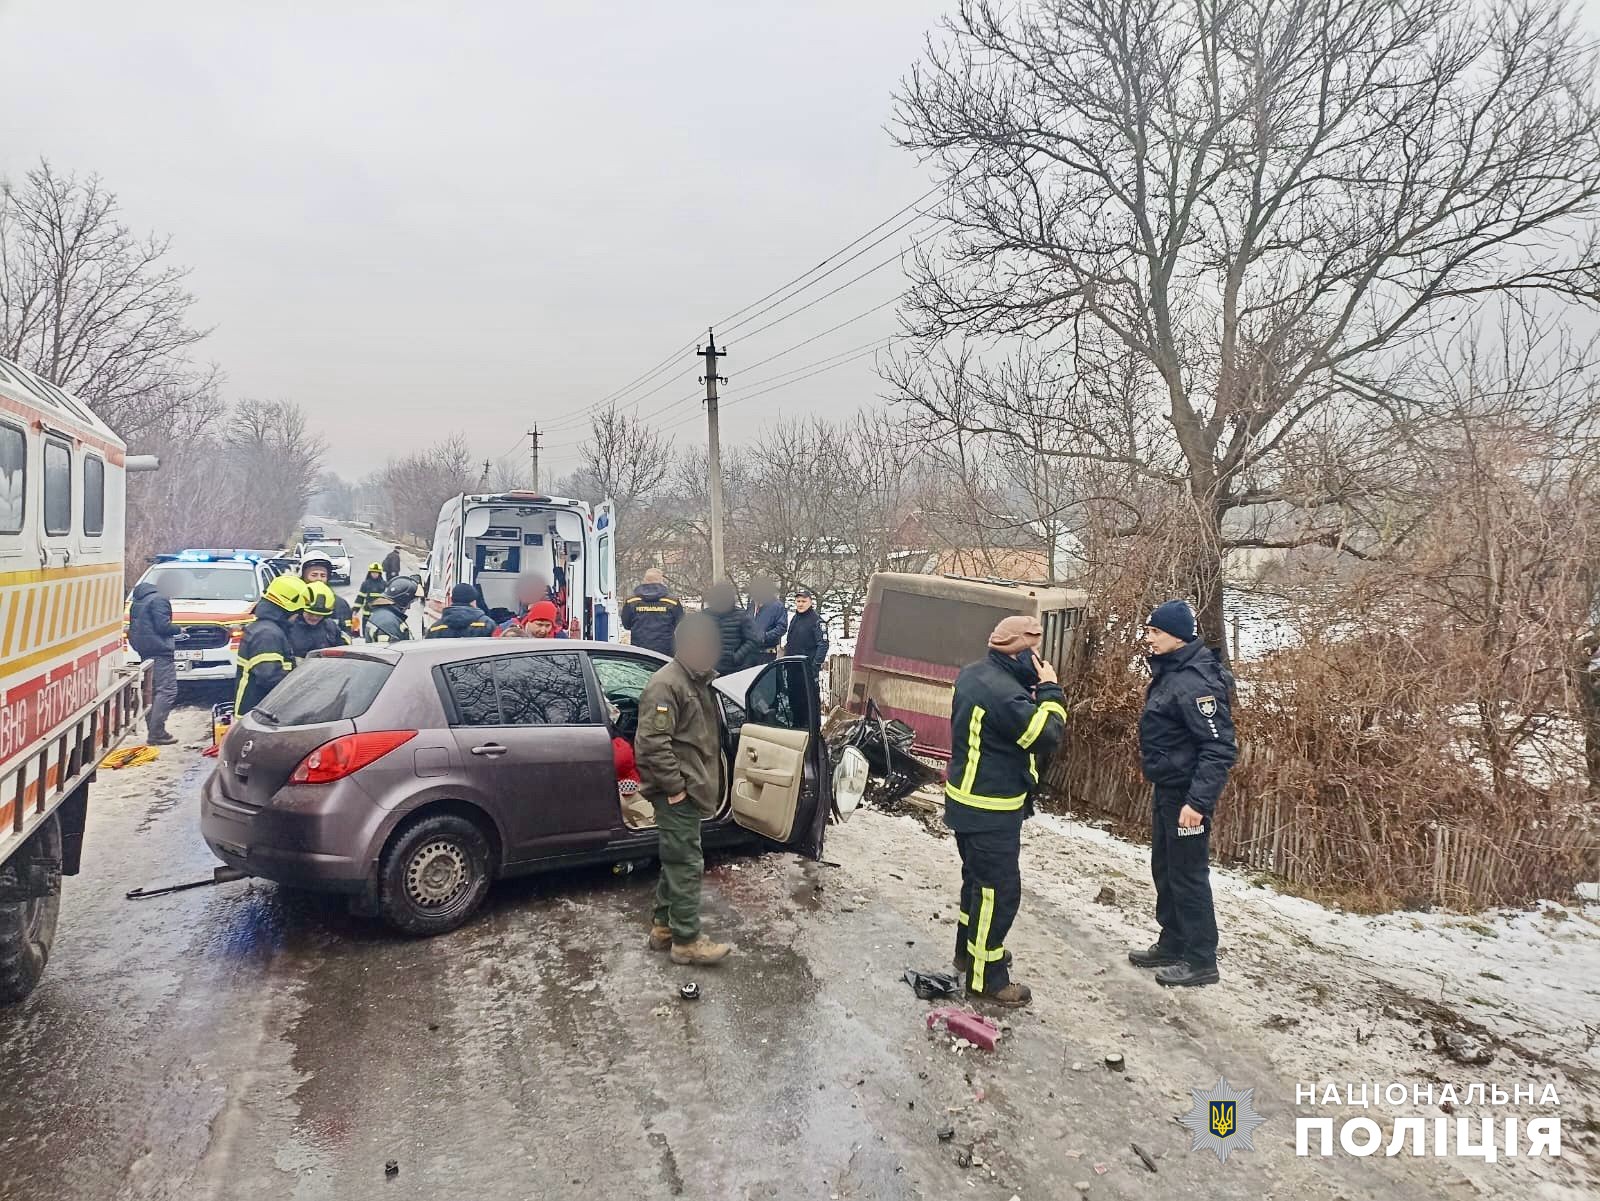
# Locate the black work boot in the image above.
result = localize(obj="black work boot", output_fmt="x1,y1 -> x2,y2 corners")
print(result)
1128,943 -> 1185,969
1155,961 -> 1220,987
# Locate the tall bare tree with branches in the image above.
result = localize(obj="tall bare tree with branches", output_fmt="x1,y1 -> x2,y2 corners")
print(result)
889,0 -> 1600,648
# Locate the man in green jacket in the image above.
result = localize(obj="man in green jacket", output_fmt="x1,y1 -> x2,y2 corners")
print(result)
635,612 -> 732,966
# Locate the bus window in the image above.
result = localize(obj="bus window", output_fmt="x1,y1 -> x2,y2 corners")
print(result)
43,438 -> 71,536
83,454 -> 105,537
872,588 -> 1018,670
0,422 -> 23,534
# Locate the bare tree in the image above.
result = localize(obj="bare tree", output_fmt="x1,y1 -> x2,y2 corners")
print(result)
891,0 -> 1600,649
569,405 -> 676,586
368,436 -> 476,543
0,160 -> 216,442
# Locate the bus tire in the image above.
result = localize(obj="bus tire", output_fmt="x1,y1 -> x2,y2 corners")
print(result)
0,815 -> 63,1006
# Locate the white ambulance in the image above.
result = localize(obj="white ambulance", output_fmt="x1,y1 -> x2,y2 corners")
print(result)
0,354 -> 151,1003
422,491 -> 619,639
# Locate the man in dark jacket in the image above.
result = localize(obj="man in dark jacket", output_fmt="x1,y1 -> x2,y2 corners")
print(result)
782,587 -> 829,672
235,576 -> 309,716
289,582 -> 348,657
620,568 -> 682,655
944,616 -> 1067,1008
363,577 -> 418,643
635,613 -> 731,966
426,583 -> 496,638
383,546 -> 402,579
128,575 -> 183,744
705,581 -> 759,675
299,551 -> 354,639
747,577 -> 788,663
1130,600 -> 1238,988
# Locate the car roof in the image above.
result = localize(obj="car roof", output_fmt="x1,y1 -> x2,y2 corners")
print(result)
338,639 -> 670,665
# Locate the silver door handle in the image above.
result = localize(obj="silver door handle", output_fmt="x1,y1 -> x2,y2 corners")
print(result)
470,743 -> 507,757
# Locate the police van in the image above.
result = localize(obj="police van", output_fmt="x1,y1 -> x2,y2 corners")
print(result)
423,491 -> 618,638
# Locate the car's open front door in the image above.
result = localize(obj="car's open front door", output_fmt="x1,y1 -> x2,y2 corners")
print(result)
729,657 -> 831,858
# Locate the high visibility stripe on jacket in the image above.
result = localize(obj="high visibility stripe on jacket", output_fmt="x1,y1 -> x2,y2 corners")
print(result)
944,651 -> 1068,817
235,651 -> 292,711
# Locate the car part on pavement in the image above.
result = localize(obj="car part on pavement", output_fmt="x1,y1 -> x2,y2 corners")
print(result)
678,982 -> 700,1001
925,1007 -> 1001,1052
902,967 -> 961,1000
125,866 -> 247,901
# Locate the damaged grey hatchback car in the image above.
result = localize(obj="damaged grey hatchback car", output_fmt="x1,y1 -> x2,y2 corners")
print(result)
201,640 -> 867,935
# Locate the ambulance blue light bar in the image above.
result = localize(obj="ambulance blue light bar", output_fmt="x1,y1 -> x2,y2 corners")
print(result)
172,549 -> 266,563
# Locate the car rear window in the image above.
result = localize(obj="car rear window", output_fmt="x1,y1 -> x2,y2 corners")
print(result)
255,657 -> 393,725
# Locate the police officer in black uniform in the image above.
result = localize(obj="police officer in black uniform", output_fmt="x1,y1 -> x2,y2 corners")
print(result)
944,615 -> 1067,1008
1130,600 -> 1238,987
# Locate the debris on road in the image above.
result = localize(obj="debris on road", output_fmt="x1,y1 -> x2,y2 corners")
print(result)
679,982 -> 701,1001
902,967 -> 961,1000
1431,1026 -> 1493,1065
936,1125 -> 955,1142
1131,1142 -> 1157,1173
1093,885 -> 1116,905
926,1007 -> 1000,1051
1103,1052 -> 1125,1072
125,865 -> 246,901
384,1159 -> 399,1178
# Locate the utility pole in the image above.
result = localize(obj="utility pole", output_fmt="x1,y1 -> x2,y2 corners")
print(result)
528,427 -> 541,492
699,330 -> 728,582
479,459 -> 490,491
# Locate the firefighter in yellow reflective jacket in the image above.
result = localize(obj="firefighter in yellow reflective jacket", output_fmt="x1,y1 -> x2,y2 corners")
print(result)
235,575 -> 310,716
944,615 -> 1068,1008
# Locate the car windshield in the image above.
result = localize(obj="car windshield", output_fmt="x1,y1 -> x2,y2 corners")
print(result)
255,656 -> 393,725
144,564 -> 260,602
307,542 -> 344,557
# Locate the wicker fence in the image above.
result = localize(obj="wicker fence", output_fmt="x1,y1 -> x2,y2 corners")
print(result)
1044,714 -> 1600,911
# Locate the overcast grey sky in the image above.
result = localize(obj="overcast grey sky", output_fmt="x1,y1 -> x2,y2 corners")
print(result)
0,0 -> 942,481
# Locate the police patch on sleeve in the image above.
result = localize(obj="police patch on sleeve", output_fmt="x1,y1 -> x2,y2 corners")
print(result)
1195,695 -> 1217,718
654,704 -> 671,731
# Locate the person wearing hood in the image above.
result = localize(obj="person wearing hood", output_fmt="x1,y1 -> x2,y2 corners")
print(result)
782,587 -> 829,673
364,577 -> 418,644
746,577 -> 789,664
128,573 -> 184,744
620,568 -> 682,655
426,583 -> 497,638
943,615 -> 1068,1008
235,575 -> 311,716
705,581 -> 760,675
1129,600 -> 1238,989
289,582 -> 349,657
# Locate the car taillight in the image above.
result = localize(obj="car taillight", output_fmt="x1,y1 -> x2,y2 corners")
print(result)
289,730 -> 417,784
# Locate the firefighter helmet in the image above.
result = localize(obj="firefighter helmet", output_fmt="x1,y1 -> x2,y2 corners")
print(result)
263,575 -> 311,613
305,581 -> 338,618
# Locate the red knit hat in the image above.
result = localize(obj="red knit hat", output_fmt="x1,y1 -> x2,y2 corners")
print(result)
527,601 -> 558,623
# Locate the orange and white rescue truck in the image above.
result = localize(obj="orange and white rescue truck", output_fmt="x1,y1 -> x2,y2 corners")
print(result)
0,353 -> 152,1003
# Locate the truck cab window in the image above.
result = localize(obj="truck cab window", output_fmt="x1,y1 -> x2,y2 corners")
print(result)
83,454 -> 105,537
43,438 -> 71,536
0,423 -> 23,535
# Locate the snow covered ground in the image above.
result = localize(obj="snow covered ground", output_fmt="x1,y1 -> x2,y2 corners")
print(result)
835,798 -> 1600,1197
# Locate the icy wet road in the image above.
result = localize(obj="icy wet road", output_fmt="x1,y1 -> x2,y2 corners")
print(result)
0,705 -> 1554,1199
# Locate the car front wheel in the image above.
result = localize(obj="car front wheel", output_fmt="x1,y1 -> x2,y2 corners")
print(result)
378,813 -> 492,936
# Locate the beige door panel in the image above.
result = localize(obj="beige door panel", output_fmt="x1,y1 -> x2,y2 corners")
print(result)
731,724 -> 810,842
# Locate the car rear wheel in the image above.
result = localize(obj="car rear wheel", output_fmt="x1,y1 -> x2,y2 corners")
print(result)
378,813 -> 491,936
0,816 -> 63,1005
